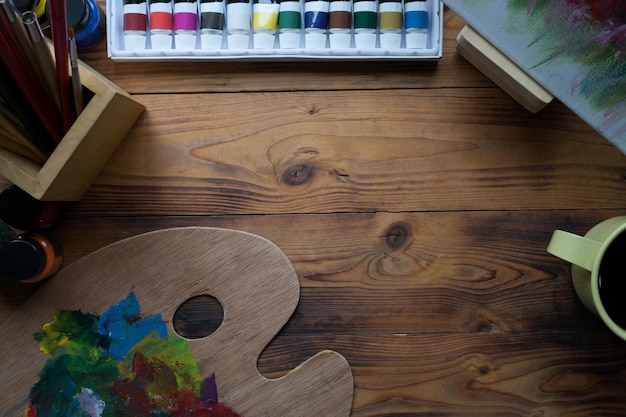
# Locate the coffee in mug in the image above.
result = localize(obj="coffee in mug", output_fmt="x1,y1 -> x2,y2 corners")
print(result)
547,216 -> 626,341
597,231 -> 626,329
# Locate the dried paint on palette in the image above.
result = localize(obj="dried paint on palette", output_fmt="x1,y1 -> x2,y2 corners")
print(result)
25,292 -> 242,417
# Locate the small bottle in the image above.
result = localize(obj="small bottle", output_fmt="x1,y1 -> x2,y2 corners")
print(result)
0,221 -> 16,252
10,0 -> 35,12
45,0 -> 106,49
0,186 -> 61,231
0,232 -> 63,283
32,0 -> 50,28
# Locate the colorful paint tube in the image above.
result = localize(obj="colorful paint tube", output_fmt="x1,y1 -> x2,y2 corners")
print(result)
353,0 -> 376,48
328,0 -> 351,48
404,0 -> 428,49
252,0 -> 279,48
123,0 -> 147,50
149,0 -> 173,49
378,0 -> 401,48
173,0 -> 198,48
199,0 -> 224,48
226,0 -> 251,48
304,0 -> 329,48
277,0 -> 301,48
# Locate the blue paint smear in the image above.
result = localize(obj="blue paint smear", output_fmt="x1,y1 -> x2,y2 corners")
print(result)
96,292 -> 168,361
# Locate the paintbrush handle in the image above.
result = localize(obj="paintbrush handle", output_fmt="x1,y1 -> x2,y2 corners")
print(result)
48,0 -> 75,132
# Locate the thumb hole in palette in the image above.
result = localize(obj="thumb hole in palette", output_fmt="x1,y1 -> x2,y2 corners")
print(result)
173,294 -> 224,339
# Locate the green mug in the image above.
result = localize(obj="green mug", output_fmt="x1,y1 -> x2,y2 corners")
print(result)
547,216 -> 626,341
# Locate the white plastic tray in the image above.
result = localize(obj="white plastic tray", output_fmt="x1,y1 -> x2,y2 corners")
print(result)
107,0 -> 442,61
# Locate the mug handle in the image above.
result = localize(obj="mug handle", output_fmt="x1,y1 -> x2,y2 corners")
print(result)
547,230 -> 602,272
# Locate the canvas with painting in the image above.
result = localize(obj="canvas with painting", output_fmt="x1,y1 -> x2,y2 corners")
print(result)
444,0 -> 626,152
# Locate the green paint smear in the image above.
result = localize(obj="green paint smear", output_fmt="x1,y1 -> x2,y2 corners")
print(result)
26,293 -> 242,417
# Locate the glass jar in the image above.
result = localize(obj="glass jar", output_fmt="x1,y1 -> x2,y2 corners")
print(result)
46,0 -> 106,48
0,186 -> 61,231
0,232 -> 63,283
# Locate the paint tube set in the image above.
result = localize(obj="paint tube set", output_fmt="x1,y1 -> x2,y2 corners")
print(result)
0,186 -> 63,283
108,0 -> 442,60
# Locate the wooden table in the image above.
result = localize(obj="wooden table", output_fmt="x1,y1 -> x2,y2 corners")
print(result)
2,6 -> 626,416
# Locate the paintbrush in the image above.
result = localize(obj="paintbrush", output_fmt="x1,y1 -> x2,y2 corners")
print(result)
69,27 -> 83,116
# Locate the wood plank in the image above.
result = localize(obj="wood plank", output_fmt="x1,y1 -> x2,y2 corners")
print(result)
63,88 -> 626,216
5,220 -> 625,416
260,332 -> 626,416
18,209 -> 617,335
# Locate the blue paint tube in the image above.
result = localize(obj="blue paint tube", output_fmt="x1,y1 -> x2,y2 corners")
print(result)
404,0 -> 428,49
304,0 -> 329,48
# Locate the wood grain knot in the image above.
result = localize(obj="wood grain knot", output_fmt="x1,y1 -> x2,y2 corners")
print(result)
384,222 -> 412,251
282,164 -> 314,186
469,315 -> 502,333
307,104 -> 320,115
173,294 -> 224,339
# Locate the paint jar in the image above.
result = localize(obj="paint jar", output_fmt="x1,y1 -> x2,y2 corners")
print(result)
45,0 -> 106,48
0,221 -> 16,252
11,0 -> 35,12
0,232 -> 63,283
0,186 -> 61,231
32,0 -> 50,28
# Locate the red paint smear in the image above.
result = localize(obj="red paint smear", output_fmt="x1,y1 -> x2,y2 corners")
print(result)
172,401 -> 243,417
111,352 -> 243,416
26,403 -> 37,417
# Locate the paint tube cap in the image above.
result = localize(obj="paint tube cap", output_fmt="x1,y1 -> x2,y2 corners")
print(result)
279,31 -> 301,49
150,33 -> 173,49
379,32 -> 401,49
354,31 -> 376,49
405,31 -> 428,49
253,32 -> 276,49
305,31 -> 327,49
228,33 -> 250,49
124,34 -> 147,50
0,237 -> 45,281
201,32 -> 223,49
175,33 -> 197,49
329,32 -> 351,49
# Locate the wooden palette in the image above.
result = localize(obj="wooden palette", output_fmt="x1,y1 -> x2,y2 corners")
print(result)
0,227 -> 354,416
